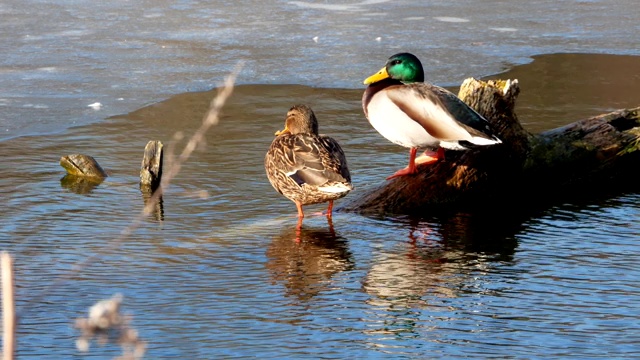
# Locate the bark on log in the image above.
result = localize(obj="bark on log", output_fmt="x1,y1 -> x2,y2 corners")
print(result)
59,154 -> 107,193
139,140 -> 164,190
140,140 -> 165,221
341,78 -> 640,215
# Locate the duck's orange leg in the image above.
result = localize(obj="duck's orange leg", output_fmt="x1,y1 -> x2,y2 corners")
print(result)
325,200 -> 334,218
388,147 -> 446,180
387,147 -> 418,180
294,201 -> 305,231
295,201 -> 305,219
296,217 -> 303,232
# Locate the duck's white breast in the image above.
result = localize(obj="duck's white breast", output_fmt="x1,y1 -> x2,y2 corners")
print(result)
367,92 -> 439,149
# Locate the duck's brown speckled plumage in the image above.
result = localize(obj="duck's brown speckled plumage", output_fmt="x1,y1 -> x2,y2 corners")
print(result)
265,105 -> 352,219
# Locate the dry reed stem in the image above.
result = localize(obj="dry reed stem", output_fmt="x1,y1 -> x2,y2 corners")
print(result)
1,252 -> 15,360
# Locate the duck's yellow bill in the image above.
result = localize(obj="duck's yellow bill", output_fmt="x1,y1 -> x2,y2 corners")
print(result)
275,125 -> 289,136
363,66 -> 389,85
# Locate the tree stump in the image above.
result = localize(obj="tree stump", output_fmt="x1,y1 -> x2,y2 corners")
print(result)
59,154 -> 107,194
139,140 -> 164,190
341,78 -> 640,215
139,140 -> 165,221
60,154 -> 107,179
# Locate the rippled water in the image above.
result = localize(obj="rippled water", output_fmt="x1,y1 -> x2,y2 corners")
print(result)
3,65 -> 640,357
2,0 -> 640,358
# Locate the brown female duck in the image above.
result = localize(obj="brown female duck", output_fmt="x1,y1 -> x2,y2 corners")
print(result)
265,105 -> 352,220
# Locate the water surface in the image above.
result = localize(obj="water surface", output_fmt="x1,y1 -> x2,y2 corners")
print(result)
2,53 -> 640,358
1,0 -> 640,358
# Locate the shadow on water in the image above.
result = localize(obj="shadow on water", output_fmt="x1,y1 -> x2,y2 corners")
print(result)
424,210 -> 522,260
265,218 -> 354,301
374,210 -> 522,267
386,175 -> 640,262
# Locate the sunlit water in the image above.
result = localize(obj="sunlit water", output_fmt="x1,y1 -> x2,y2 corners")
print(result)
1,0 -> 640,358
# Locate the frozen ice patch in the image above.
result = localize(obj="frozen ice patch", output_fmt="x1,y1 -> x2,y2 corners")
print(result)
290,0 -> 390,11
290,2 -> 358,11
433,17 -> 470,23
143,12 -> 164,19
23,103 -> 49,109
490,27 -> 518,32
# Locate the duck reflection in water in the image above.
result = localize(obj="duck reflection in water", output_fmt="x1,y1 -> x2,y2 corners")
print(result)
265,217 -> 354,302
362,212 -> 520,338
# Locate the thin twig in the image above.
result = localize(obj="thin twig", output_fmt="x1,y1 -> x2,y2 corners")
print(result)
19,63 -> 243,317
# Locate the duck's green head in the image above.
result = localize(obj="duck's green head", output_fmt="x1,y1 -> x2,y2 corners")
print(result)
363,52 -> 425,85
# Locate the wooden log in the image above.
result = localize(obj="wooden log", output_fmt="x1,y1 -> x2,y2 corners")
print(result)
139,140 -> 164,190
341,78 -> 640,215
139,140 -> 164,220
523,107 -> 640,191
60,154 -> 107,178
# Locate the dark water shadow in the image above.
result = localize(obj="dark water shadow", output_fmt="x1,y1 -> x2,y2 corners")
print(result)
265,218 -> 355,302
394,176 -> 640,260
418,209 -> 522,261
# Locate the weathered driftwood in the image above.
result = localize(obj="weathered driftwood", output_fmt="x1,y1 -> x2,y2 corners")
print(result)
139,140 -> 164,190
139,140 -> 165,220
59,154 -> 107,193
341,78 -> 640,215
60,154 -> 107,178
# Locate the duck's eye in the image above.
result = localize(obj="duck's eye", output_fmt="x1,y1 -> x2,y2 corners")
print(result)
391,60 -> 401,65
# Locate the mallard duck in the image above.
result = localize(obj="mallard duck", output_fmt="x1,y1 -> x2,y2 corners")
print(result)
265,105 -> 353,221
362,52 -> 502,179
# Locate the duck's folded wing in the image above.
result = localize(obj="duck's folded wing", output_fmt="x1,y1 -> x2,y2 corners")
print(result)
318,136 -> 351,183
386,84 -> 498,141
429,85 -> 500,140
279,135 -> 348,187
